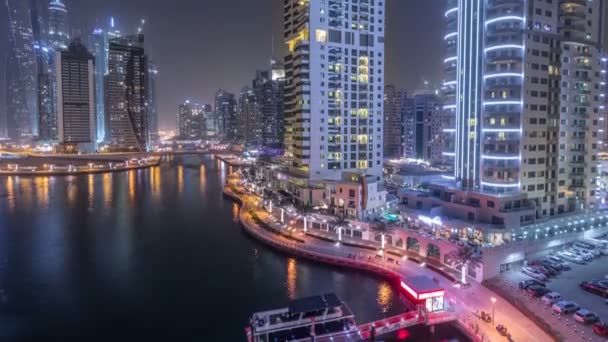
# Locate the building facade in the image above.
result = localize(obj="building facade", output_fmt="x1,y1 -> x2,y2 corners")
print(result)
253,66 -> 285,148
238,86 -> 262,145
89,18 -> 122,143
440,0 -> 604,220
177,100 -> 205,140
383,85 -> 405,159
147,61 -> 159,147
5,0 -> 38,142
402,92 -> 445,164
106,34 -> 148,152
283,0 -> 385,181
55,40 -> 96,153
215,89 -> 237,141
47,0 -> 68,50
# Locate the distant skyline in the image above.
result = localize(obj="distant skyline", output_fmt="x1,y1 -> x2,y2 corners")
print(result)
0,1 -> 443,130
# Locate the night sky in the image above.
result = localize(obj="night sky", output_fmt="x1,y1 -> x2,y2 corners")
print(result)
0,0 -> 444,130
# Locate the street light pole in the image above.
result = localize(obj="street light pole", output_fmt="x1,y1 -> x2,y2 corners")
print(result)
491,297 -> 496,324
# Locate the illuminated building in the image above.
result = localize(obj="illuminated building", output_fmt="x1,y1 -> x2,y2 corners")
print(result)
48,0 -> 69,49
401,0 -> 606,243
253,61 -> 285,148
177,100 -> 205,140
5,0 -> 38,142
147,61 -> 159,147
283,0 -> 385,181
89,17 -> 121,142
214,89 -> 237,141
106,34 -> 148,152
383,85 -> 406,158
439,0 -> 604,217
55,40 -> 96,153
402,92 -> 446,164
238,86 -> 261,145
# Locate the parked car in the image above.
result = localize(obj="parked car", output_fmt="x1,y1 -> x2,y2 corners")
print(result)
519,279 -> 545,290
547,256 -> 571,269
522,267 -> 548,281
574,309 -> 600,324
552,301 -> 580,314
527,285 -> 551,298
540,260 -> 564,272
566,249 -> 593,261
571,246 -> 598,258
558,251 -> 585,264
594,322 -> 608,336
580,281 -> 608,298
541,292 -> 562,305
573,242 -> 600,256
529,264 -> 555,277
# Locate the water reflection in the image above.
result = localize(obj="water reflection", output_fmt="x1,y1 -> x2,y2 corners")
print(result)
377,281 -> 393,313
177,165 -> 184,194
35,176 -> 50,209
6,176 -> 15,211
66,178 -> 77,207
128,170 -> 136,203
102,173 -> 112,208
88,174 -> 94,209
232,203 -> 239,221
151,166 -> 161,202
287,258 -> 297,299
200,165 -> 206,192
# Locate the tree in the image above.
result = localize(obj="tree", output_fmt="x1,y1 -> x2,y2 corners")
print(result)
332,214 -> 349,228
448,246 -> 481,284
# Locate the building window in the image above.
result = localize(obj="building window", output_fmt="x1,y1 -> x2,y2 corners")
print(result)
315,29 -> 327,43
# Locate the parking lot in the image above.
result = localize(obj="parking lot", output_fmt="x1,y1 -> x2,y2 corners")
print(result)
494,241 -> 608,342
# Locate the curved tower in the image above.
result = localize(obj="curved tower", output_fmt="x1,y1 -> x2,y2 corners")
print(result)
48,0 -> 68,49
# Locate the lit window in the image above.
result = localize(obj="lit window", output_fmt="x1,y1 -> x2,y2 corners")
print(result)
315,29 -> 327,43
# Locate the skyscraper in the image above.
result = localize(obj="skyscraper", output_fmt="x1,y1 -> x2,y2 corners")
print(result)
383,85 -> 406,159
177,100 -> 205,140
283,0 -> 385,181
442,0 -> 604,217
55,39 -> 96,153
147,61 -> 159,147
402,92 -> 445,164
5,0 -> 38,142
238,86 -> 261,145
214,89 -> 237,141
48,0 -> 68,50
253,61 -> 285,148
89,17 -> 121,142
106,34 -> 148,152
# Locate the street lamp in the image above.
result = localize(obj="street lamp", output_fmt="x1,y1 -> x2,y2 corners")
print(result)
491,297 -> 496,324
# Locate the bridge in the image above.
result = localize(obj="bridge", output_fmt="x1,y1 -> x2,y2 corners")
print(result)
357,308 -> 457,340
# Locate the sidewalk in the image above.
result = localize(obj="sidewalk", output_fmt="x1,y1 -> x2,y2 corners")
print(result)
226,183 -> 554,342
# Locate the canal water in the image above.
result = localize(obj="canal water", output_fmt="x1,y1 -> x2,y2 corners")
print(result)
0,155 -> 469,341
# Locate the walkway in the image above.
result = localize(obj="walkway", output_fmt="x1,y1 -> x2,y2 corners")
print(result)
225,184 -> 554,342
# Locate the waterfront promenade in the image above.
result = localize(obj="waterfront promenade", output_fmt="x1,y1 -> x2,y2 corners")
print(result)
224,181 -> 555,342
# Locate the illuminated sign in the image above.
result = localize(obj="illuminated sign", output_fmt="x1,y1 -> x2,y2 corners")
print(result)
400,281 -> 445,301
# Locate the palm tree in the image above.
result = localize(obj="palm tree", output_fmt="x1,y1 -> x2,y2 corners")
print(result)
448,246 -> 481,285
332,214 -> 349,228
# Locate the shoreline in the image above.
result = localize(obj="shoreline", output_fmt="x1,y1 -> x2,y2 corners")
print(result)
222,187 -> 481,342
0,158 -> 161,177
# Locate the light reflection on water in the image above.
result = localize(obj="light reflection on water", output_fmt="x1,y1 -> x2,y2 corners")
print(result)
0,156 -> 467,341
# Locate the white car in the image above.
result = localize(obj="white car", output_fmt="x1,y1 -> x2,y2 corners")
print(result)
542,292 -> 562,305
558,252 -> 584,264
522,266 -> 547,281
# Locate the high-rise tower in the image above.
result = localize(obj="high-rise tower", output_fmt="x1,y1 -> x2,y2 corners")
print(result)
48,0 -> 68,49
283,0 -> 385,181
106,34 -> 148,152
442,0 -> 604,216
5,0 -> 38,142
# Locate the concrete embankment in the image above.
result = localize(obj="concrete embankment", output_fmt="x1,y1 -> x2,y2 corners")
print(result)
223,188 -> 403,282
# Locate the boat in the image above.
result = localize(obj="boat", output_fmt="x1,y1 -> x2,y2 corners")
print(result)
246,293 -> 358,342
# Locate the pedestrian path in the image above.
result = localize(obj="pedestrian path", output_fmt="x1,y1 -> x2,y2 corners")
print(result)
225,184 -> 554,342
